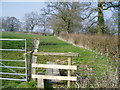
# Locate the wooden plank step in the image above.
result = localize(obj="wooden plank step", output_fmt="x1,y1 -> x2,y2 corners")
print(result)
32,63 -> 77,70
32,74 -> 77,81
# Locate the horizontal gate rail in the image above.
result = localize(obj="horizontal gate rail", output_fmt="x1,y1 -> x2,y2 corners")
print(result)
0,39 -> 26,41
0,66 -> 26,69
0,59 -> 25,62
0,77 -> 27,81
32,63 -> 77,70
0,72 -> 26,76
0,49 -> 25,51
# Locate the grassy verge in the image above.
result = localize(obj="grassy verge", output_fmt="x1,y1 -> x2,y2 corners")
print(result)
1,31 -> 118,88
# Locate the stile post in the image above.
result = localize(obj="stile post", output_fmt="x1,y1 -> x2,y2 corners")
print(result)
32,38 -> 40,81
37,72 -> 44,89
67,56 -> 72,88
32,56 -> 37,81
37,78 -> 44,89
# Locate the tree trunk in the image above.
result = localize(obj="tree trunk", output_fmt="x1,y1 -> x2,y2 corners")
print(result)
31,26 -> 34,33
67,19 -> 71,34
97,1 -> 105,34
43,24 -> 46,36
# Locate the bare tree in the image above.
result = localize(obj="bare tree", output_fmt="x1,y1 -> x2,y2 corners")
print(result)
23,12 -> 38,32
80,1 -> 119,34
97,1 -> 119,34
2,17 -> 21,32
80,2 -> 98,34
105,10 -> 118,35
46,2 -> 82,35
37,8 -> 51,36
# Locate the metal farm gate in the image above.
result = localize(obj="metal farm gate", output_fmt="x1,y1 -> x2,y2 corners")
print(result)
0,39 -> 27,81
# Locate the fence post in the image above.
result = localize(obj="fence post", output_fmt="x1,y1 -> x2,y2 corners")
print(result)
37,72 -> 44,89
67,55 -> 72,88
31,38 -> 40,81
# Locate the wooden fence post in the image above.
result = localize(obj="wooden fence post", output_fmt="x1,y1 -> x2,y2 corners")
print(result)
37,72 -> 44,89
67,56 -> 72,88
32,38 -> 40,81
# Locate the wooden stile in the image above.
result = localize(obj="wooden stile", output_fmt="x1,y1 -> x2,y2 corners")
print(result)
30,39 -> 79,88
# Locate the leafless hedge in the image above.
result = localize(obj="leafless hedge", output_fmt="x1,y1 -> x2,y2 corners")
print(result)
60,33 -> 118,60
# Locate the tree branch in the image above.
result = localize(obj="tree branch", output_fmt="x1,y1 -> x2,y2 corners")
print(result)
103,2 -> 120,10
87,21 -> 98,29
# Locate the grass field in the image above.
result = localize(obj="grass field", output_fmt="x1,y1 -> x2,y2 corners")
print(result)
0,32 -> 118,88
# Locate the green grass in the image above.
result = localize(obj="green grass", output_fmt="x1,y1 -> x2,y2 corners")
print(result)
1,31 -> 117,88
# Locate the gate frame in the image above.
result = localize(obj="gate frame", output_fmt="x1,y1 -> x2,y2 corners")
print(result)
0,38 -> 28,81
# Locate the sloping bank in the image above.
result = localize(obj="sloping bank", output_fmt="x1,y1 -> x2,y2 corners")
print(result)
57,35 -> 118,88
